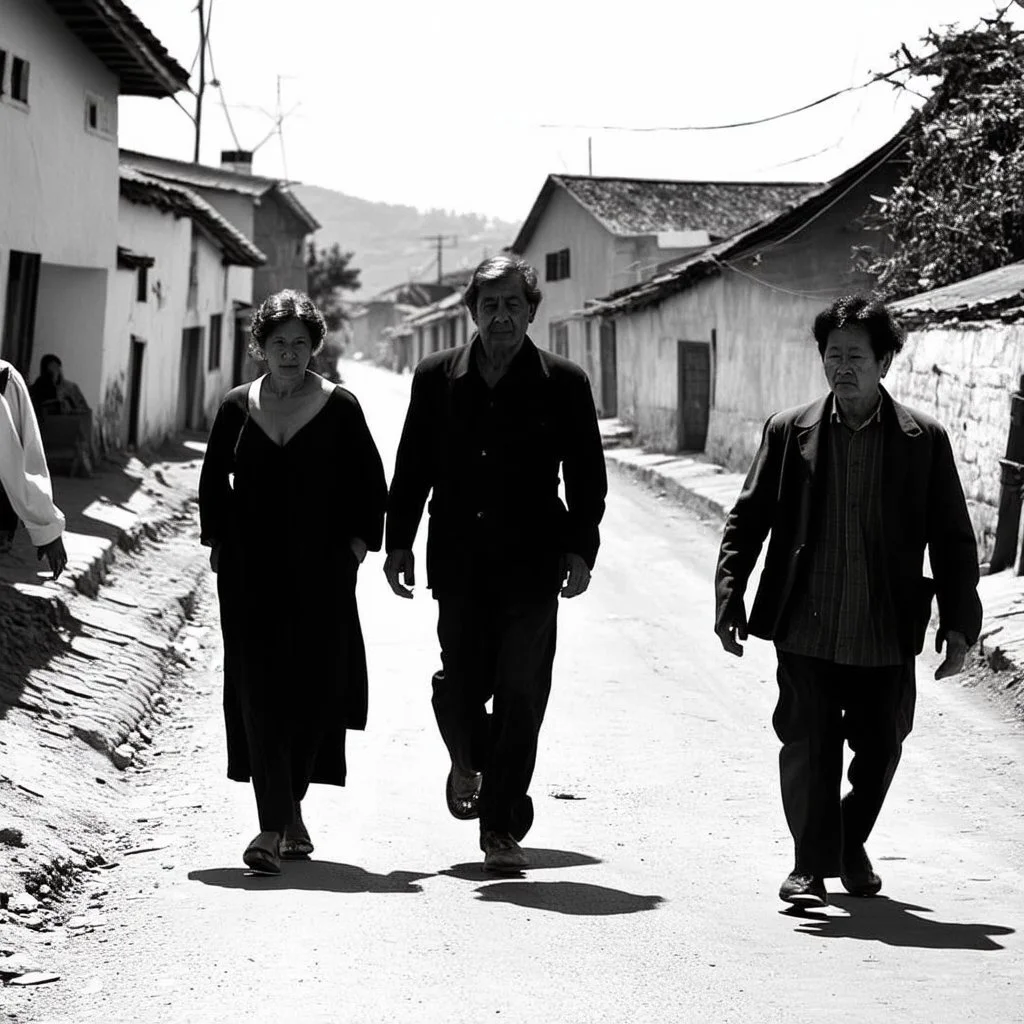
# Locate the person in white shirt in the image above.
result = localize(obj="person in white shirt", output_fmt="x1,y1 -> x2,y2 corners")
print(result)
0,358 -> 68,579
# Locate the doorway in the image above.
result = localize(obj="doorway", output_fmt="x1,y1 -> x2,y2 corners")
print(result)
677,341 -> 711,451
599,320 -> 617,417
1,251 -> 41,373
178,327 -> 203,430
126,337 -> 145,448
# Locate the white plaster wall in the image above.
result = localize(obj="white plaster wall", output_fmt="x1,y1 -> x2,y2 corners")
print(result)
0,0 -> 119,269
886,323 -> 1024,561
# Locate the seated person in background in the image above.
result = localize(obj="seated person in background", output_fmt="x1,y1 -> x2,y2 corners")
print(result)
30,354 -> 90,416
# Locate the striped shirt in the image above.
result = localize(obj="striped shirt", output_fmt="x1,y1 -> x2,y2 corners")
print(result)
775,396 -> 904,667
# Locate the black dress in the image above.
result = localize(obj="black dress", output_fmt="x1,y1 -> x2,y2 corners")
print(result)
198,382 -> 387,817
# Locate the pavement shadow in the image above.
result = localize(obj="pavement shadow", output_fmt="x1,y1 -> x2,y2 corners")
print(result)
440,848 -> 602,882
473,880 -> 665,917
188,860 -> 433,894
785,895 -> 1016,950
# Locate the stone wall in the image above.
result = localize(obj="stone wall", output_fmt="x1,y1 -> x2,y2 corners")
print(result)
886,322 -> 1024,563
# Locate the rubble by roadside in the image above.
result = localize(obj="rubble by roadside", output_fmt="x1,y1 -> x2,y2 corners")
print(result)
0,437 -> 212,964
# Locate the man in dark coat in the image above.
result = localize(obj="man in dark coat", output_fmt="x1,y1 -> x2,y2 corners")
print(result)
385,254 -> 607,871
714,295 -> 982,907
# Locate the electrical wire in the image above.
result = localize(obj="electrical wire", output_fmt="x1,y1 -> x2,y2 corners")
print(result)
203,0 -> 242,150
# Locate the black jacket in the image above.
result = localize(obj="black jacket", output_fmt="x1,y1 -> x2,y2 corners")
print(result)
715,388 -> 983,657
386,337 -> 608,595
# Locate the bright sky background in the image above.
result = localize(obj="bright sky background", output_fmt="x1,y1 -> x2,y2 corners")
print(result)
119,0 -> 1023,224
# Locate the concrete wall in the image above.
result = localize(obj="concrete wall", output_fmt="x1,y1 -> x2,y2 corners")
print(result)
886,323 -> 1024,562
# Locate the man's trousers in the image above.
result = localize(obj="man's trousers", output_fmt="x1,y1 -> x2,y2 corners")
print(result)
773,650 -> 917,876
433,590 -> 559,840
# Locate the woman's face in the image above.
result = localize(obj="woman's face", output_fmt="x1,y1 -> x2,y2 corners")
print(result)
262,317 -> 314,380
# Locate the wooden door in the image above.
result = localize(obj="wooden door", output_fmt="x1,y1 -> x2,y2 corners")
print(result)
178,327 -> 202,430
677,341 -> 711,451
126,338 -> 145,447
1,251 -> 41,374
599,320 -> 617,417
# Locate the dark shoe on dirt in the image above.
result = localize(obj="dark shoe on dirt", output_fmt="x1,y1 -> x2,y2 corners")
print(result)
280,821 -> 314,859
840,844 -> 882,896
243,831 -> 282,875
779,870 -> 828,906
446,765 -> 482,821
480,830 -> 528,871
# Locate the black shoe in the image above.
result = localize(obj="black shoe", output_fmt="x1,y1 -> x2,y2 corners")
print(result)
840,843 -> 882,896
779,870 -> 828,906
480,830 -> 528,871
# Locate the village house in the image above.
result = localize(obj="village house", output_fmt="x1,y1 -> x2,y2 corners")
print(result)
0,0 -> 189,437
391,291 -> 474,371
104,168 -> 266,450
118,147 -> 320,310
510,174 -> 818,415
588,131 -> 909,466
886,262 -> 1024,568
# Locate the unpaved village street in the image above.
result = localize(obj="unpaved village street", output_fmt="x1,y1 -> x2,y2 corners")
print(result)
7,361 -> 1024,1024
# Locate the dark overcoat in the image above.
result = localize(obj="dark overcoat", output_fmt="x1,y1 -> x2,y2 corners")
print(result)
198,382 -> 387,785
715,387 -> 983,658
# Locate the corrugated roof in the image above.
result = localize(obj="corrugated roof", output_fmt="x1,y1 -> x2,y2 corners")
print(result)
119,167 -> 266,268
119,150 -> 321,232
512,174 -> 820,253
590,129 -> 911,316
892,261 -> 1024,327
45,0 -> 190,97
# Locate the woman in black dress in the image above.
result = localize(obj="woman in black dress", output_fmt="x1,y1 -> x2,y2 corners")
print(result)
199,290 -> 387,874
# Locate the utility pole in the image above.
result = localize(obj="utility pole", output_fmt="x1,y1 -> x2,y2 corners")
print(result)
588,136 -> 593,175
422,235 -> 458,284
193,0 -> 207,162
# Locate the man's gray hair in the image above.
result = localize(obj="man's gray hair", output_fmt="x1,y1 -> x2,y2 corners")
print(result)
463,253 -> 542,315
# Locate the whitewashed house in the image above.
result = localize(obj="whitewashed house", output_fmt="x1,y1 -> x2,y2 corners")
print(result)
0,0 -> 189,443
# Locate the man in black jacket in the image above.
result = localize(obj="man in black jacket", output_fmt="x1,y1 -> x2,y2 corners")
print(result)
715,295 -> 982,907
385,254 -> 607,870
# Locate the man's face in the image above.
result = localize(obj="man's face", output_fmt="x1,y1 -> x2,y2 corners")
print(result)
48,361 -> 63,384
822,326 -> 890,404
472,275 -> 533,358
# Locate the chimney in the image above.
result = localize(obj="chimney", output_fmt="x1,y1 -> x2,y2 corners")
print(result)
220,149 -> 254,175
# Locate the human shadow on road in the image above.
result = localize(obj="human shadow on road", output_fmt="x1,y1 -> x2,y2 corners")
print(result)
440,848 -> 602,883
784,894 -> 1016,950
473,880 -> 665,917
188,860 -> 432,894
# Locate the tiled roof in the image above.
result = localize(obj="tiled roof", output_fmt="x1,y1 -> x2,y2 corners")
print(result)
512,175 -> 820,252
45,0 -> 190,97
119,150 -> 320,232
404,290 -> 466,327
590,130 -> 911,316
892,261 -> 1024,327
119,167 -> 266,268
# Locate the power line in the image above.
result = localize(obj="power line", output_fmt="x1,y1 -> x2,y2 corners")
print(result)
203,0 -> 242,151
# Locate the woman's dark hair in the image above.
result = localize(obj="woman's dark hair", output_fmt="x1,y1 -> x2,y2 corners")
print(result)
812,294 -> 905,360
463,254 -> 542,316
248,289 -> 327,360
39,354 -> 61,374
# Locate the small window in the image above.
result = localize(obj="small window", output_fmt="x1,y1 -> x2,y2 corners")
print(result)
84,91 -> 116,137
545,248 -> 570,282
11,57 -> 29,104
136,266 -> 148,303
87,99 -> 98,129
208,313 -> 223,371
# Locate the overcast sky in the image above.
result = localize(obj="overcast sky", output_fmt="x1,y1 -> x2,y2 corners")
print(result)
119,0 -> 1021,223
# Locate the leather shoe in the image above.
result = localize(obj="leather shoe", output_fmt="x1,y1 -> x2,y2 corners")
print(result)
779,870 -> 828,906
480,830 -> 528,871
840,844 -> 882,896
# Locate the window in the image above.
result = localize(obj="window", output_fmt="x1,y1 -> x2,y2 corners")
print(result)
84,92 -> 116,137
208,314 -> 223,371
11,57 -> 29,104
545,248 -> 570,282
550,322 -> 569,358
136,266 -> 148,303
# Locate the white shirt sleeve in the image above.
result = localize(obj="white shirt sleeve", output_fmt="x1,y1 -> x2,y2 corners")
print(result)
0,362 -> 66,546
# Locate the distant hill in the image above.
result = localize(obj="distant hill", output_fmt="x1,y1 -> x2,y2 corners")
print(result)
292,184 -> 522,299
